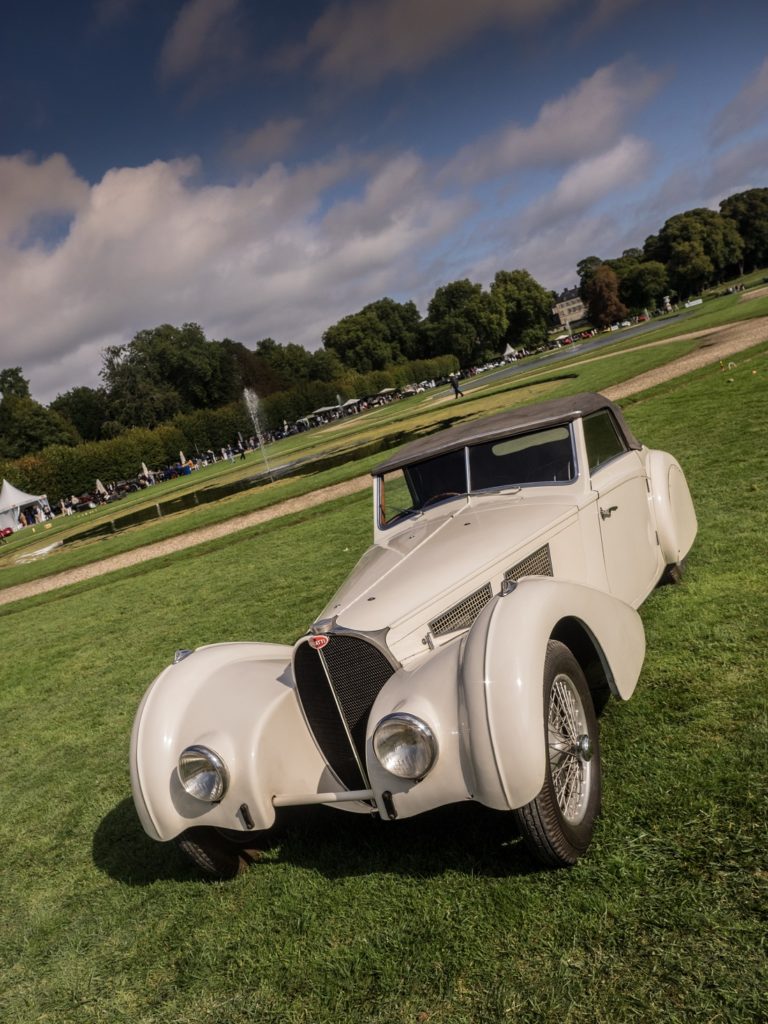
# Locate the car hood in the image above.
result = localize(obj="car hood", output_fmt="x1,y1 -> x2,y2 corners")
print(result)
316,497 -> 578,659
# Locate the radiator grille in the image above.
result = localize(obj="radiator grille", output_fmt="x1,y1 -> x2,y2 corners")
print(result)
504,544 -> 553,581
429,582 -> 493,637
293,634 -> 396,791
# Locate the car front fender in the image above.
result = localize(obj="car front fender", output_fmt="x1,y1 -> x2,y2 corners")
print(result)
130,642 -> 329,841
365,639 -> 472,820
460,577 -> 646,811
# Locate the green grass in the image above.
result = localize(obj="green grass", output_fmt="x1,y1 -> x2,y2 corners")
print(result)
1,345 -> 766,1022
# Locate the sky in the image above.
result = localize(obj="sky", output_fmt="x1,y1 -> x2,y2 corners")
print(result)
1,0 -> 768,403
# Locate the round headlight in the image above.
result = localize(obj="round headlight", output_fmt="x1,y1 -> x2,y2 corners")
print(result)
178,745 -> 229,802
373,714 -> 437,780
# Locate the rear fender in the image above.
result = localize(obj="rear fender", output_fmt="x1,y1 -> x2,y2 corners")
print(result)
130,642 -> 328,841
459,577 -> 646,811
647,449 -> 697,566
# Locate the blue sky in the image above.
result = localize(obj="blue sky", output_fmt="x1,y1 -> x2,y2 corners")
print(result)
1,0 -> 767,402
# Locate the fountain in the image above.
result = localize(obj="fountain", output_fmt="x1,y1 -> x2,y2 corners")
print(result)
243,388 -> 275,482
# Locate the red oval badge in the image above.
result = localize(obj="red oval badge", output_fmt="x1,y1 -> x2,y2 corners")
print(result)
309,635 -> 329,650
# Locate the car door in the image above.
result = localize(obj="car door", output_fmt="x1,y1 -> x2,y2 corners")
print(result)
583,411 -> 660,607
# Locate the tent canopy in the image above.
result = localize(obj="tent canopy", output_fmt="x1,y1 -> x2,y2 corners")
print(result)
0,479 -> 46,532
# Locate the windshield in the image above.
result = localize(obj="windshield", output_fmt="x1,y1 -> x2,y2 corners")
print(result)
377,424 -> 575,526
469,425 -> 574,489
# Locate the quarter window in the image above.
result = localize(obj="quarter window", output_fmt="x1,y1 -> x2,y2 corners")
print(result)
583,411 -> 627,472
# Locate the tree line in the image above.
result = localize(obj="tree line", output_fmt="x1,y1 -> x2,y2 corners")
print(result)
1,186 -> 766,471
578,188 -> 768,327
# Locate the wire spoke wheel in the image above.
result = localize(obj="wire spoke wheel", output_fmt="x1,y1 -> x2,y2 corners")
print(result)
513,640 -> 601,868
548,673 -> 592,826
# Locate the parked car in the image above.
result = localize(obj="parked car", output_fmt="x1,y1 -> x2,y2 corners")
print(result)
130,393 -> 697,877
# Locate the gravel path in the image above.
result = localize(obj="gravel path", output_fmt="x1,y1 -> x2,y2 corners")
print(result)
2,315 -> 765,607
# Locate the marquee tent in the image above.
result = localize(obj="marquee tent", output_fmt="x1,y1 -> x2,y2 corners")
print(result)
0,479 -> 47,532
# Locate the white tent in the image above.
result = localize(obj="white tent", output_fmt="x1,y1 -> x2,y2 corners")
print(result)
0,479 -> 47,532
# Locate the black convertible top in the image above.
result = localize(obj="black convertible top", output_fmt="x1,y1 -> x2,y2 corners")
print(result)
372,391 -> 640,476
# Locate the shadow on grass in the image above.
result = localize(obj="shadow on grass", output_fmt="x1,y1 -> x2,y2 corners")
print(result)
94,797 -> 541,884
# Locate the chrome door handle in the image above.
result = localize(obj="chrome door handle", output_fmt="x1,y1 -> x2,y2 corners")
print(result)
600,505 -> 618,520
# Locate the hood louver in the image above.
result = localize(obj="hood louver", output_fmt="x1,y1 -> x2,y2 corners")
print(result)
504,544 -> 553,582
428,545 -> 553,639
429,583 -> 493,637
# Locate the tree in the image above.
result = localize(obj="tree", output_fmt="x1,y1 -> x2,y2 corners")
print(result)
100,343 -> 182,429
619,261 -> 669,311
0,395 -> 80,459
220,338 -> 281,398
720,188 -> 768,272
423,280 -> 507,366
668,240 -> 713,297
490,269 -> 553,351
309,348 -> 344,383
322,298 -> 422,372
604,248 -> 643,282
576,256 -> 603,300
100,323 -> 249,429
645,209 -> 743,293
50,386 -> 110,442
584,265 -> 627,328
130,323 -> 236,410
323,313 -> 391,372
0,367 -> 31,400
366,298 -> 423,361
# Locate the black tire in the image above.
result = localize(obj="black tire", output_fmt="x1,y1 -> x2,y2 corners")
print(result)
176,827 -> 262,880
513,640 -> 601,868
658,559 -> 685,586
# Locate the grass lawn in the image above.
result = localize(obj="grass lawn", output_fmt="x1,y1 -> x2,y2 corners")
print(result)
1,344 -> 766,1022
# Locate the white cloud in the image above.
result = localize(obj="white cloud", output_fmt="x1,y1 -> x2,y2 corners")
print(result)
230,118 -> 305,165
706,134 -> 768,195
276,0 -> 575,84
711,56 -> 768,146
444,61 -> 660,182
159,0 -> 243,81
0,151 -> 467,402
521,136 -> 653,228
579,0 -> 642,33
0,153 -> 89,242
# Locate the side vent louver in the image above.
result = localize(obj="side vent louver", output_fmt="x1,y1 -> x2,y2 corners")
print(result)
504,544 -> 553,582
427,545 -> 554,640
429,583 -> 493,637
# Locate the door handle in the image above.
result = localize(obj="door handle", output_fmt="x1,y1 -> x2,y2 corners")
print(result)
600,505 -> 618,520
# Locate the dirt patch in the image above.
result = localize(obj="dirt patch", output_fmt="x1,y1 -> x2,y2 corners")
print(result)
739,284 -> 768,302
604,315 -> 767,399
2,314 -> 766,607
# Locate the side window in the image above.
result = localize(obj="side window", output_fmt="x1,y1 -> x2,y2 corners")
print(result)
583,411 -> 627,472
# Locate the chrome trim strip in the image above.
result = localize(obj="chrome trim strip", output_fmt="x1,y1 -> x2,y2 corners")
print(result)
273,789 -> 375,807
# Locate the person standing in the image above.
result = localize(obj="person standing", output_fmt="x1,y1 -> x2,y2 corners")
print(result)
450,374 -> 464,398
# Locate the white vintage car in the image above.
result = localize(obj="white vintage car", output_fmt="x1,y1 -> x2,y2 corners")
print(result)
130,392 -> 697,877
